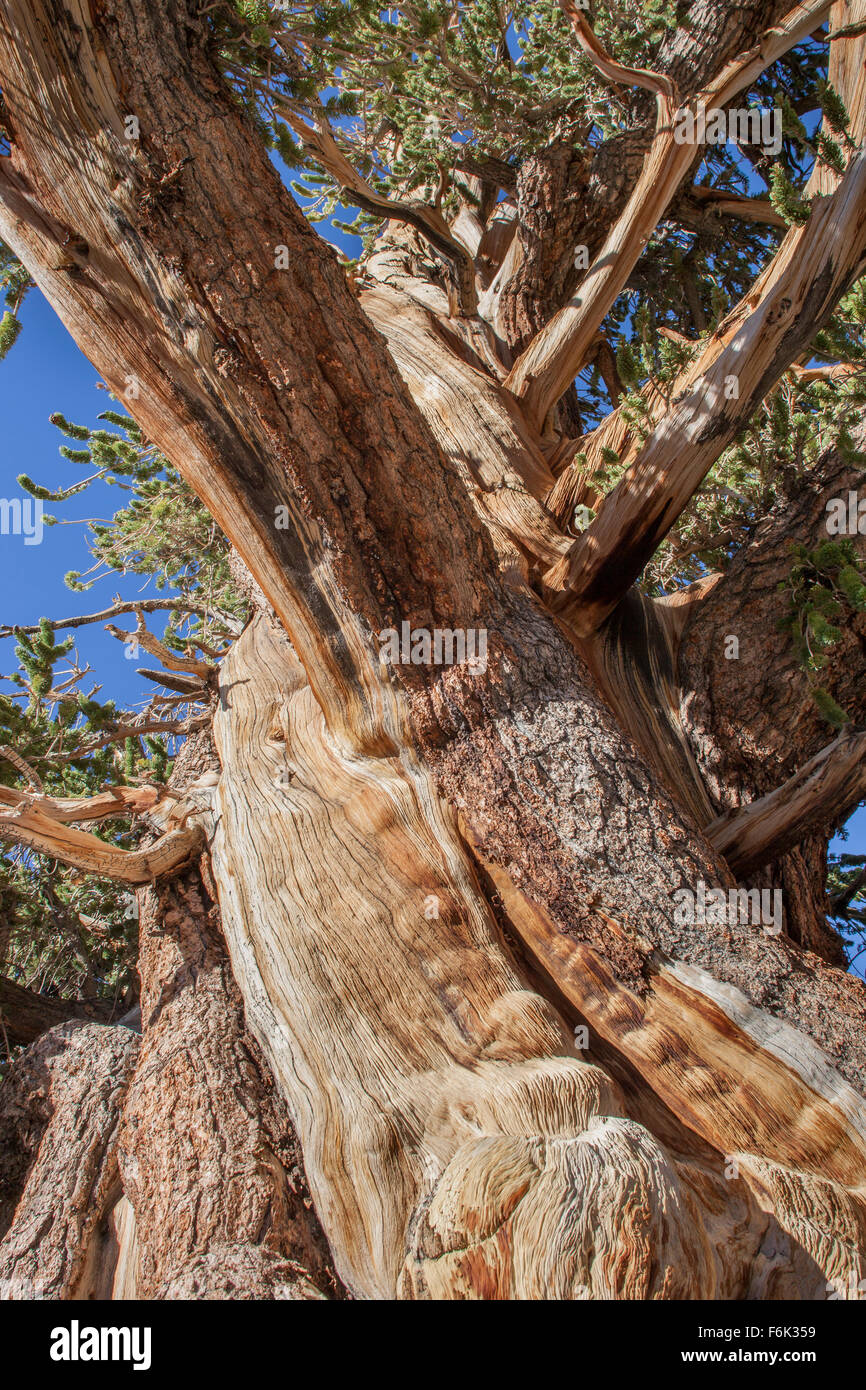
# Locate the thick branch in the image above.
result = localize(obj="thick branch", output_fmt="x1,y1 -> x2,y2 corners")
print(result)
0,975 -> 115,1048
0,783 -> 160,823
502,0 -> 832,430
706,728 -> 866,874
0,800 -> 204,884
546,147 -> 866,632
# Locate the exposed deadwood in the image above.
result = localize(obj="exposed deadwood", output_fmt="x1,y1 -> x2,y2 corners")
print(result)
208,613 -> 866,1299
105,616 -> 214,679
210,615 -> 728,1298
679,186 -> 788,229
0,798 -> 204,885
495,0 -> 800,356
359,250 -> 572,569
0,783 -> 160,823
706,729 -> 866,875
545,0 -> 866,549
502,0 -> 832,431
546,148 -> 866,632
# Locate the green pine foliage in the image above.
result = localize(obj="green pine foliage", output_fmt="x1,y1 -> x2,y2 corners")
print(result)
777,538 -> 866,725
0,239 -> 34,361
0,406 -> 249,1034
827,848 -> 866,971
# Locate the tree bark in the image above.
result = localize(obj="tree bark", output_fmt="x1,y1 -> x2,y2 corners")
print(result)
1,0 -> 866,1301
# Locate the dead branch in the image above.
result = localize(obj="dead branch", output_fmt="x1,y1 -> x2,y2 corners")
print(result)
705,727 -> 866,875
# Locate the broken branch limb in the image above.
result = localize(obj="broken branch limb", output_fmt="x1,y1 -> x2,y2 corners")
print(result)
679,186 -> 788,229
0,783 -> 161,824
105,617 -> 215,680
705,727 -> 866,876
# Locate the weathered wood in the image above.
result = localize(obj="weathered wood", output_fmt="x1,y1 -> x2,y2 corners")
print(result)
211,613 -> 743,1299
547,147 -> 866,631
706,728 -> 866,875
0,801 -> 204,884
502,0 -> 832,431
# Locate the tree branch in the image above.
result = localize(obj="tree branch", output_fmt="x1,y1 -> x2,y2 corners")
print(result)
0,598 -> 238,642
502,0 -> 832,431
546,146 -> 866,632
0,974 -> 115,1048
276,102 -> 478,315
105,614 -> 215,681
0,783 -> 161,823
705,727 -> 866,875
0,797 -> 205,884
680,185 -> 788,228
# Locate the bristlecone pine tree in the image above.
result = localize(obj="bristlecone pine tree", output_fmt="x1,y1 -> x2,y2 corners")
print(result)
1,0 -> 866,1301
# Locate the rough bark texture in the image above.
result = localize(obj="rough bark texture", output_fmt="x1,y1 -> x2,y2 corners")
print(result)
680,443 -> 866,960
0,1020 -> 139,1298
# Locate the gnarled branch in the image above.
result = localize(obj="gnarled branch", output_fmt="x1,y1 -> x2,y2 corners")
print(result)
546,146 -> 866,632
706,727 -> 866,875
502,0 -> 832,431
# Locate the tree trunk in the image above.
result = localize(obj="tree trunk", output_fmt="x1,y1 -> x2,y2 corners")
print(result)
1,0 -> 866,1300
